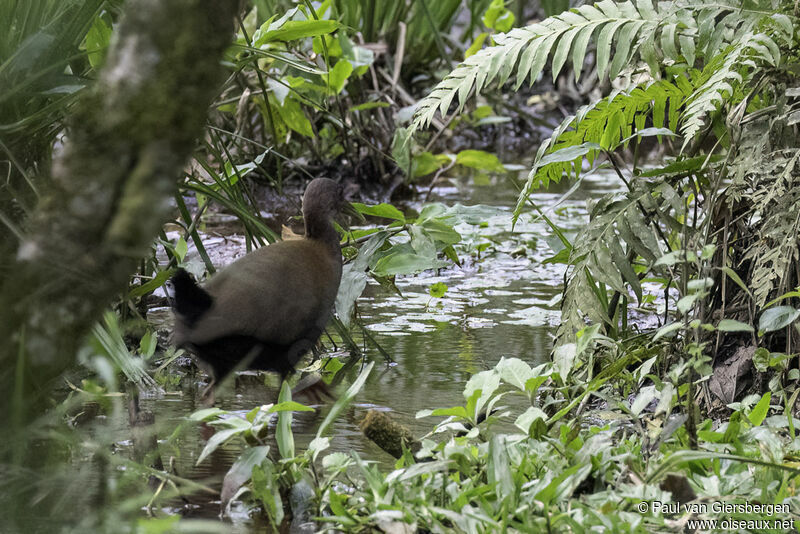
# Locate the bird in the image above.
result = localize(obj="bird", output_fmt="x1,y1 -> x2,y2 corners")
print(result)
169,178 -> 346,402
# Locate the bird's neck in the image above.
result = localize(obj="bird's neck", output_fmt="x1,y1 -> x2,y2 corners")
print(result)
304,212 -> 339,250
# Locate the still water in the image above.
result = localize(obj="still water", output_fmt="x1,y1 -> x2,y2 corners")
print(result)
129,171 -> 623,522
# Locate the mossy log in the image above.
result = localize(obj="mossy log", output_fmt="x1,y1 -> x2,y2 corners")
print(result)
360,409 -> 421,459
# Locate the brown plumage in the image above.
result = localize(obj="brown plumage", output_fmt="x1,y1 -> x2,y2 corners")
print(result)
170,178 -> 344,391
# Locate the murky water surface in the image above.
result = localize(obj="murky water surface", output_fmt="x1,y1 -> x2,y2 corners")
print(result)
128,171 -> 624,523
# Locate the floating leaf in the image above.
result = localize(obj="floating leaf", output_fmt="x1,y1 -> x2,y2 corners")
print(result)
429,282 -> 448,298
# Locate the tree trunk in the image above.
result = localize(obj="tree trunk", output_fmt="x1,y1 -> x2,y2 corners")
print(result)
0,0 -> 237,437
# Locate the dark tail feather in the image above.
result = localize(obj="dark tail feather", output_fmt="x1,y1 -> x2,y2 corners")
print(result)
169,268 -> 213,325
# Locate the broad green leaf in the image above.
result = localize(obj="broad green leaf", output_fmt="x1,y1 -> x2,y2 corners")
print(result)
308,436 -> 330,462
189,407 -> 228,421
483,0 -> 515,32
619,127 -> 677,145
84,14 -> 112,69
419,219 -> 461,245
175,237 -> 188,262
765,289 -> 800,309
748,392 -> 771,426
488,435 -> 515,503
128,269 -> 173,298
275,96 -> 313,137
515,406 -> 548,434
351,202 -> 405,221
464,370 -> 500,420
525,375 -> 549,395
535,463 -> 592,505
539,142 -> 603,166
495,357 -> 533,391
336,232 -> 388,326
139,330 -> 157,358
221,446 -> 269,504
197,427 -> 245,465
759,306 -> 800,333
326,491 -> 357,526
372,251 -> 448,277
276,382 -> 294,459
716,319 -> 754,333
553,343 -> 576,380
753,347 -> 771,372
269,400 -> 315,413
253,463 -> 282,521
680,34 -> 695,65
722,267 -> 752,298
326,59 -> 353,94
455,149 -> 506,172
676,294 -> 699,314
393,460 -> 452,482
412,151 -> 450,178
417,406 -> 468,419
631,385 -> 657,415
608,234 -> 642,303
254,19 -> 339,46
654,322 -> 683,341
465,32 -> 488,58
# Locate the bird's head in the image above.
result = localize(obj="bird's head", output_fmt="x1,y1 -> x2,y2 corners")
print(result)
302,178 -> 345,220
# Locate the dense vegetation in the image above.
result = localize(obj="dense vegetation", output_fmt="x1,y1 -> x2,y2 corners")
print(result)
2,0 -> 800,532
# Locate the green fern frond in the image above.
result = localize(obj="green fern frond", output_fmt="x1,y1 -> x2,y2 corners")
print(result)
513,24 -> 782,220
680,31 -> 780,149
558,184 -> 668,341
411,0 -> 780,138
412,0 -> 666,132
742,150 -> 800,307
513,80 -> 689,221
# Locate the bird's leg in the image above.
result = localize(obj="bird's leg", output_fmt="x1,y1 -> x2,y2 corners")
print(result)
291,373 -> 335,404
198,379 -> 216,407
193,358 -> 217,407
285,338 -> 315,369
282,338 -> 334,404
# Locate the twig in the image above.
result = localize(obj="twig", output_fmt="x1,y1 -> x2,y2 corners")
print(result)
392,22 -> 406,91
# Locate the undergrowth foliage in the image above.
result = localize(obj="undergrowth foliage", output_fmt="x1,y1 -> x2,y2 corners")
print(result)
412,0 -> 796,346
178,1 -> 800,529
